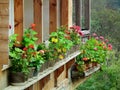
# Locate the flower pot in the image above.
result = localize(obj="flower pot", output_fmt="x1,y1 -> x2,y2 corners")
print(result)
28,67 -> 35,81
9,72 -> 28,86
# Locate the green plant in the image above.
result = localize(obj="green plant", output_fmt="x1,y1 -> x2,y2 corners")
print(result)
76,33 -> 112,67
9,34 -> 29,75
22,26 -> 38,47
49,26 -> 73,60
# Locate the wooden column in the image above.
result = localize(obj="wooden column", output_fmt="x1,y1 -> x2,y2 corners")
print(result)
14,0 -> 23,44
34,0 -> 42,43
0,0 -> 9,66
84,0 -> 91,30
49,0 -> 57,33
60,0 -> 68,27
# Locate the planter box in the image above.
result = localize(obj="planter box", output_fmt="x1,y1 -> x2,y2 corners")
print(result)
84,64 -> 100,76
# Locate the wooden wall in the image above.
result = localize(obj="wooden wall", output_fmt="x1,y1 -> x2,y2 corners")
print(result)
0,0 -> 9,90
0,0 -> 9,67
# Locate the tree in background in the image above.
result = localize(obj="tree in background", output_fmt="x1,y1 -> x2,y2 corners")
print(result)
91,0 -> 120,50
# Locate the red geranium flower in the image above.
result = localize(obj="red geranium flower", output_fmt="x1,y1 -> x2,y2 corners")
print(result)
29,44 -> 34,49
82,57 -> 88,61
30,23 -> 36,30
23,47 -> 27,51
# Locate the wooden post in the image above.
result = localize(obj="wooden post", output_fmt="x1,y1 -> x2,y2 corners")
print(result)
34,0 -> 42,43
49,0 -> 57,33
14,0 -> 23,44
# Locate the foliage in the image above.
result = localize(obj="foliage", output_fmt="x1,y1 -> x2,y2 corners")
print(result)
22,27 -> 38,47
9,34 -> 29,75
49,26 -> 73,60
76,33 -> 112,68
76,51 -> 120,90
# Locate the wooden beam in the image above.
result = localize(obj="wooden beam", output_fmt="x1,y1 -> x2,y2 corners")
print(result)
60,0 -> 68,27
34,0 -> 42,43
14,0 -> 23,44
54,65 -> 64,87
66,58 -> 75,78
49,0 -> 57,33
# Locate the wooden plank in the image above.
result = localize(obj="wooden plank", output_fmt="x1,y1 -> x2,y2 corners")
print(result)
0,40 -> 8,52
0,52 -> 8,65
0,0 -> 9,4
0,16 -> 9,28
34,0 -> 42,43
49,0 -> 57,33
0,28 -> 8,40
0,4 -> 9,15
14,0 -> 23,44
60,0 -> 68,27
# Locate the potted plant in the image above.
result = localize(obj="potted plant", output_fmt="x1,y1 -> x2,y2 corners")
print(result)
76,33 -> 112,71
22,24 -> 45,77
9,34 -> 29,85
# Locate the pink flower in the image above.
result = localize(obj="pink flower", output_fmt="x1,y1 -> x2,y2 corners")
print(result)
70,25 -> 81,33
108,44 -> 112,50
79,31 -> 84,36
99,36 -> 104,40
92,33 -> 97,37
95,37 -> 99,40
94,47 -> 98,51
103,46 -> 107,50
105,39 -> 109,42
39,50 -> 45,54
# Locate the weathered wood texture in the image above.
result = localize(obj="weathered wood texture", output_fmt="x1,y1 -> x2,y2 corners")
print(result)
49,0 -> 57,33
0,0 -> 9,65
60,0 -> 68,27
14,0 -> 23,43
34,0 -> 42,43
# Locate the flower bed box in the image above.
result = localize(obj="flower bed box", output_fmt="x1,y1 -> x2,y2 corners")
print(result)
84,64 -> 100,77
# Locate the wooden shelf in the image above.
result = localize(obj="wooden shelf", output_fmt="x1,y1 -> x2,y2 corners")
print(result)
4,51 -> 80,90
